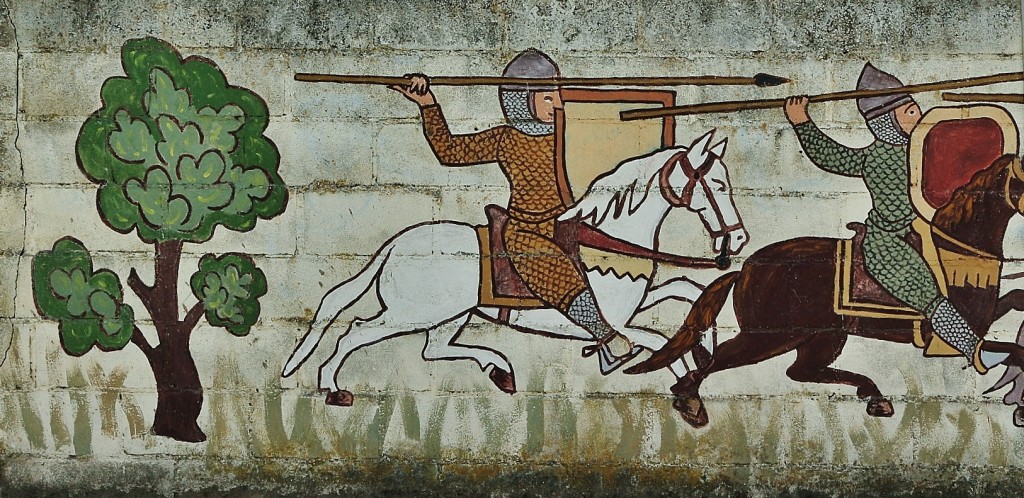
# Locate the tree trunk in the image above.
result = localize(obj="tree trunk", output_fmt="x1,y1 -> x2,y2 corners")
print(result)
147,337 -> 206,442
129,240 -> 207,442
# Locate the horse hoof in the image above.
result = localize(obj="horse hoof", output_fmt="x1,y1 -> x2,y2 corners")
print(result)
866,398 -> 894,417
1013,406 -> 1024,427
325,390 -> 354,407
672,397 -> 708,428
489,367 -> 517,394
669,372 -> 701,398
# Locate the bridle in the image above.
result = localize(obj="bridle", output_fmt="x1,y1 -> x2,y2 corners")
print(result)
658,151 -> 744,239
1003,156 -> 1024,213
658,151 -> 743,269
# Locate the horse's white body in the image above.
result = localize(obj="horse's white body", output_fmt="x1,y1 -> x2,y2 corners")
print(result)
282,131 -> 748,393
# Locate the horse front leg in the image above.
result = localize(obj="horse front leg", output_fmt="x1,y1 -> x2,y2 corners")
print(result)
637,276 -> 704,313
995,289 -> 1024,320
981,317 -> 1024,427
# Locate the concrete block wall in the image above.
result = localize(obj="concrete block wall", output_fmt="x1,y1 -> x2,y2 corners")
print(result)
1,0 -> 1023,495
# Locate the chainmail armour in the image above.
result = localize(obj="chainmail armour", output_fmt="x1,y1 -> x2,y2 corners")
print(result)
500,91 -> 555,136
566,291 -> 614,340
866,112 -> 910,146
420,104 -> 587,311
794,120 -> 984,365
929,298 -> 980,356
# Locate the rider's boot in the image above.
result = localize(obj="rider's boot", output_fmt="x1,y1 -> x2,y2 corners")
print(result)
928,297 -> 1012,373
567,290 -> 643,375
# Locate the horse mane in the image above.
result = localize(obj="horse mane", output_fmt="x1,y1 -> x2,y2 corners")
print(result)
571,149 -> 679,227
932,155 -> 1011,230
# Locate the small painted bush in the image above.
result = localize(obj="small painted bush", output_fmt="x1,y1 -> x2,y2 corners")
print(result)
32,237 -> 135,356
191,253 -> 268,336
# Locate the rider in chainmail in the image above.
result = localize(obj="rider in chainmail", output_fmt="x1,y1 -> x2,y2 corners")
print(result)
787,63 -> 1009,373
404,49 -> 642,374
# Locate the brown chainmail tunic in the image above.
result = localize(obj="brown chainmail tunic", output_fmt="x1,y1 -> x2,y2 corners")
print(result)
421,104 -> 587,310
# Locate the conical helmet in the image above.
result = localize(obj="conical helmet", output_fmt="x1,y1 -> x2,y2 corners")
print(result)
856,63 -> 914,120
500,49 -> 560,92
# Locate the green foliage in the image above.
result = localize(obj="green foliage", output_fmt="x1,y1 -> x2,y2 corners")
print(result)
190,253 -> 267,336
31,238 -> 135,356
77,37 -> 287,243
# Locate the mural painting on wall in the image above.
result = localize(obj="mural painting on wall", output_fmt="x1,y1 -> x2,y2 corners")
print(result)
30,37 -> 288,442
282,49 -> 770,404
26,36 -> 1024,444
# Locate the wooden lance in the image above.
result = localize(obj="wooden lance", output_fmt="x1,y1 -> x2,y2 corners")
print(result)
293,72 -> 792,88
620,71 -> 1024,121
942,92 -> 1024,104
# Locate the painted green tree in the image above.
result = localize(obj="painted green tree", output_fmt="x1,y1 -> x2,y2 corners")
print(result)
31,37 -> 287,442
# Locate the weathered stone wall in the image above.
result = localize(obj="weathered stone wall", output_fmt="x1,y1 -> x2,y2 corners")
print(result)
2,0 -> 1024,495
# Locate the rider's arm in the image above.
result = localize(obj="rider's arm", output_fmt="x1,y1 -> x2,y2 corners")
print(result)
793,121 -> 867,178
420,105 -> 504,166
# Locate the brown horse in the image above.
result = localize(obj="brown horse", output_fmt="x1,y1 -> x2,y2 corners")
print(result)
627,154 -> 1024,427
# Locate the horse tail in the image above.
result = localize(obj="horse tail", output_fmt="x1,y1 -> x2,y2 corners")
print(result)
281,242 -> 396,378
625,271 -> 739,374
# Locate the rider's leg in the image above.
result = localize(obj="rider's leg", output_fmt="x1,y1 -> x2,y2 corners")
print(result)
565,289 -> 634,353
925,297 -> 1011,372
504,219 -> 640,373
864,226 -> 1008,372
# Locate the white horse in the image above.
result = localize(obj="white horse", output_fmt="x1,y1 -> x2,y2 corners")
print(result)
282,130 -> 749,402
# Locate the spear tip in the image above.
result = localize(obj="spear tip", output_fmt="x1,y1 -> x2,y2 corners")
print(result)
754,73 -> 792,87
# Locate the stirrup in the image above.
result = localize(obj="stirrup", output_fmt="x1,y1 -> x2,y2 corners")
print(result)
973,340 -> 988,375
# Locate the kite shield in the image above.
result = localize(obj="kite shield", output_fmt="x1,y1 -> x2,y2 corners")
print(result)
555,89 -> 676,205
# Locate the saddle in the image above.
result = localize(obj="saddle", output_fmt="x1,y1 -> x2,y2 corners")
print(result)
834,219 -> 958,356
834,221 -> 928,320
477,205 -> 581,310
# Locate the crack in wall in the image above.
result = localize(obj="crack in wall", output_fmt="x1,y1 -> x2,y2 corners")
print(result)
1,0 -> 22,368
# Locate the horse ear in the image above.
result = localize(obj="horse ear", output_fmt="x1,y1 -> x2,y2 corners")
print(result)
709,138 -> 727,157
691,129 -> 716,153
687,129 -> 716,163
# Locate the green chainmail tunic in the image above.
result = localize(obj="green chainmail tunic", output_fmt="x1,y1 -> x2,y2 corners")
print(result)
794,122 -> 940,313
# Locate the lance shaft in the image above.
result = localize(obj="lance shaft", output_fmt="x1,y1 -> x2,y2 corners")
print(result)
621,71 -> 1024,121
943,92 -> 1024,104
294,73 -> 789,87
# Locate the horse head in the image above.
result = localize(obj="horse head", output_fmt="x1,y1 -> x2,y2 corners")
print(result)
661,129 -> 749,255
933,154 -> 1024,259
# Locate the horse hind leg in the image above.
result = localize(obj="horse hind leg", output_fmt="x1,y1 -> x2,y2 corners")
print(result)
317,310 -> 426,404
617,325 -> 690,378
785,332 -> 893,417
422,314 -> 517,394
669,330 -> 813,428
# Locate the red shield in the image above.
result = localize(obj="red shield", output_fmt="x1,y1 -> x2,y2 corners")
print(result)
910,105 -> 1019,220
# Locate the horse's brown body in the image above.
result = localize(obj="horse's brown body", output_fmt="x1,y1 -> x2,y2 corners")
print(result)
629,155 -> 1024,427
